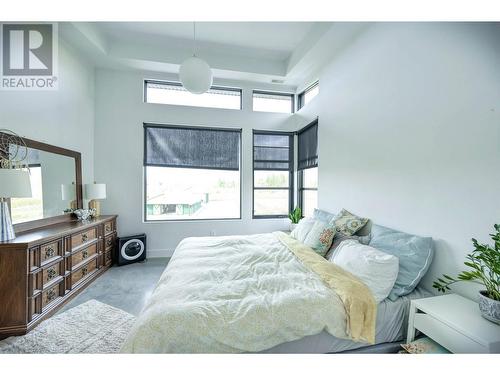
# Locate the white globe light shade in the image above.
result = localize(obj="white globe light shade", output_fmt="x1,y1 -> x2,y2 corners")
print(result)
179,56 -> 213,94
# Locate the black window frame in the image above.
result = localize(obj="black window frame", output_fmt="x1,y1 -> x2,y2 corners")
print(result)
144,79 -> 243,110
252,90 -> 295,114
252,129 -> 295,219
297,81 -> 319,110
296,119 -> 319,216
143,122 -> 242,222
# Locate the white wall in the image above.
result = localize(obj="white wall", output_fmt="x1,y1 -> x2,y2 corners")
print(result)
94,69 -> 295,257
0,38 -> 96,188
291,22 -> 500,300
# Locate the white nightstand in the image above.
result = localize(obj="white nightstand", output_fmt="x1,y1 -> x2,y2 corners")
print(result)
407,294 -> 500,353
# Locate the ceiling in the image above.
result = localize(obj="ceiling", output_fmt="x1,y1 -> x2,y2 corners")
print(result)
60,22 -> 370,89
96,22 -> 316,54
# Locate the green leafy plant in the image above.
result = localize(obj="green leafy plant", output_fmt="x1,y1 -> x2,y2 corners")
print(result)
433,224 -> 500,301
289,207 -> 302,224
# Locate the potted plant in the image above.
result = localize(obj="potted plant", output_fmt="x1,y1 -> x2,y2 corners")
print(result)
433,224 -> 500,324
288,207 -> 302,232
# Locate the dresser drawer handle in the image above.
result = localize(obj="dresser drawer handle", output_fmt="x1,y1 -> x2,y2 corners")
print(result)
82,249 -> 89,259
81,267 -> 88,277
105,224 -> 112,232
47,267 -> 57,280
47,289 -> 57,302
45,246 -> 55,258
81,233 -> 88,242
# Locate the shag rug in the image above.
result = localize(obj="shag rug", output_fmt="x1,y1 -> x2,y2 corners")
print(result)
0,300 -> 135,354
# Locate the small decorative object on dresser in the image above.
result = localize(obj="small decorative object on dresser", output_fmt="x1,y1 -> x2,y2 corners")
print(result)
407,294 -> 500,353
433,224 -> 500,324
85,182 -> 107,217
73,208 -> 93,221
0,215 -> 117,339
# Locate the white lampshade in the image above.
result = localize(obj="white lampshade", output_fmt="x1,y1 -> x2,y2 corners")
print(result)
179,56 -> 213,94
0,169 -> 32,198
61,183 -> 76,201
85,183 -> 106,200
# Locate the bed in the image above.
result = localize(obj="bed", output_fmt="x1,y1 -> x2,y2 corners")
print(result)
121,231 -> 431,353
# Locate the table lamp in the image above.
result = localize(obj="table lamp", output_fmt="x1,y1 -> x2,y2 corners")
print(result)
0,169 -> 32,242
85,182 -> 106,217
61,182 -> 77,210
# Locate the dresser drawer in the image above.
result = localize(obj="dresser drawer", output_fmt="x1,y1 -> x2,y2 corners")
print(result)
41,280 -> 64,311
71,243 -> 98,269
41,260 -> 64,287
71,257 -> 98,286
104,220 -> 115,235
71,227 -> 97,249
104,248 -> 113,266
414,312 -> 487,353
104,233 -> 115,249
40,240 -> 61,265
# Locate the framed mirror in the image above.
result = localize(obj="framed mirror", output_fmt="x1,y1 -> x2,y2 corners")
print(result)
0,132 -> 82,233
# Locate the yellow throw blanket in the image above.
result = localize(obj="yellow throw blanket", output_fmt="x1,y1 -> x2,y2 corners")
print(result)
277,232 -> 376,344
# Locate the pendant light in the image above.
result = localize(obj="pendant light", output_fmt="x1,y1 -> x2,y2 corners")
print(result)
179,22 -> 213,94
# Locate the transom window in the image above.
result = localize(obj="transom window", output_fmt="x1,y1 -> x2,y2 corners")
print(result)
144,80 -> 242,110
144,124 -> 241,221
298,81 -> 319,110
252,130 -> 294,218
252,90 -> 294,114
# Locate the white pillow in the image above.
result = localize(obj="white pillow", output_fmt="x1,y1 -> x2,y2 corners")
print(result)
330,240 -> 399,303
291,218 -> 315,243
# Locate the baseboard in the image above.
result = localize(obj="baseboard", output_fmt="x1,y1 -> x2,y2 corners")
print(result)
147,248 -> 174,258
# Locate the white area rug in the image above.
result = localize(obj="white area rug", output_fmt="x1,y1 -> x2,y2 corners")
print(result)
0,300 -> 135,354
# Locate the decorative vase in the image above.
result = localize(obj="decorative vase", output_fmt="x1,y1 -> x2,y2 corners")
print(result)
73,209 -> 92,222
289,222 -> 298,232
478,290 -> 500,325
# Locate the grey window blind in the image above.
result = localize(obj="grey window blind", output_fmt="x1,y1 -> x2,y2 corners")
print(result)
297,120 -> 318,170
253,131 -> 293,171
144,124 -> 241,171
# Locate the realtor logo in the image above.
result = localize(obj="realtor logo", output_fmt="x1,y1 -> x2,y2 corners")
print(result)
1,23 -> 58,90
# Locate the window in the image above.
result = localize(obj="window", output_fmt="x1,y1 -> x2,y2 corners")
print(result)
144,124 -> 241,221
252,90 -> 294,114
298,81 -> 319,110
144,80 -> 242,110
297,120 -> 318,217
253,131 -> 294,218
298,167 -> 318,218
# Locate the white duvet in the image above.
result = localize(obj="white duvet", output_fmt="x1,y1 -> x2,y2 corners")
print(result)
121,233 -> 354,353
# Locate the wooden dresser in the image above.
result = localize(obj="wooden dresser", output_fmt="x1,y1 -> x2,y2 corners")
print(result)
0,215 -> 117,338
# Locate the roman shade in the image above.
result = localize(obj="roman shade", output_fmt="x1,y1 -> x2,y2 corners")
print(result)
297,120 -> 318,170
144,124 -> 241,171
253,131 -> 293,171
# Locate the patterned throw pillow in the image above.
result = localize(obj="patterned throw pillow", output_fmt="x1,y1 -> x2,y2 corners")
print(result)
303,220 -> 336,257
331,209 -> 368,236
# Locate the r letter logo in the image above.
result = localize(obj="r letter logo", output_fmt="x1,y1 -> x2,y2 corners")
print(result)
1,23 -> 58,90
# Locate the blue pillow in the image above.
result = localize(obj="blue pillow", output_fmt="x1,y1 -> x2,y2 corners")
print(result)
369,224 -> 434,301
313,208 -> 337,223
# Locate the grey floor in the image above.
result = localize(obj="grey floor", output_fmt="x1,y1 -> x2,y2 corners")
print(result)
59,257 -> 170,316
